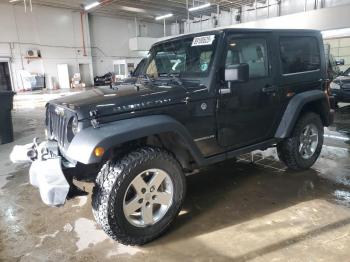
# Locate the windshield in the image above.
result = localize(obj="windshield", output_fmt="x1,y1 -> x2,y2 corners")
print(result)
133,58 -> 147,77
343,67 -> 350,76
145,35 -> 217,81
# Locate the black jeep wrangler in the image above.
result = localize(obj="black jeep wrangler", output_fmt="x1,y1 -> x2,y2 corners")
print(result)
11,28 -> 334,245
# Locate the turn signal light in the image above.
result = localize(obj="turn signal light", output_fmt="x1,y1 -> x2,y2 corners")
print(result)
94,147 -> 105,157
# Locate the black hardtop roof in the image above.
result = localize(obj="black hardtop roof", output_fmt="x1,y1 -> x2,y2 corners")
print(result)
154,28 -> 321,47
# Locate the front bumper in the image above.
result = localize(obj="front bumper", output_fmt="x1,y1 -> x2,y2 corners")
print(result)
331,89 -> 350,102
10,140 -> 70,206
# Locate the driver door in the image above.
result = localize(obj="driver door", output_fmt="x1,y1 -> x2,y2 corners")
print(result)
217,34 -> 281,149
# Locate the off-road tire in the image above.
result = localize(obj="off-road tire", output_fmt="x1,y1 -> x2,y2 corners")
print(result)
277,112 -> 324,171
92,146 -> 186,245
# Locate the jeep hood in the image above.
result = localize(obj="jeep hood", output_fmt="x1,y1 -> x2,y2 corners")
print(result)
334,75 -> 350,84
49,84 -> 189,120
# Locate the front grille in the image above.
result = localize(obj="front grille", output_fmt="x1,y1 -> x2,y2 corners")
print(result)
342,83 -> 350,92
47,104 -> 72,148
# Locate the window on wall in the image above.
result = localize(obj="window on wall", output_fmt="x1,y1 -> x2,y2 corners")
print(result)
114,64 -> 126,76
226,38 -> 269,78
280,37 -> 321,75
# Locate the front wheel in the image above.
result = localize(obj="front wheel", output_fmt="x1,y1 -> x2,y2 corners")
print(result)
92,147 -> 186,245
277,112 -> 324,171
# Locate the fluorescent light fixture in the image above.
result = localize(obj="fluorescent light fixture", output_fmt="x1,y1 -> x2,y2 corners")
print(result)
120,6 -> 146,13
189,3 -> 211,12
155,13 -> 173,20
84,1 -> 100,11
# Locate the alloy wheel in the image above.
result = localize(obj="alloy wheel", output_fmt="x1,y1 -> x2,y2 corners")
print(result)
299,123 -> 319,159
123,169 -> 174,227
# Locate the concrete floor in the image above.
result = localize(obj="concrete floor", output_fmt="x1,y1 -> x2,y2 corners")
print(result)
1,92 -> 350,261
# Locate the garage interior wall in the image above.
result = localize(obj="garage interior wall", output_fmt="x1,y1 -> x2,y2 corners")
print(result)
0,3 -> 164,91
179,0 -> 350,35
0,3 -> 92,90
325,37 -> 350,71
229,4 -> 350,31
89,15 -> 163,76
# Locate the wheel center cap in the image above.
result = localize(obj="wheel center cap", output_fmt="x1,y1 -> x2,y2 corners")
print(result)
145,193 -> 151,201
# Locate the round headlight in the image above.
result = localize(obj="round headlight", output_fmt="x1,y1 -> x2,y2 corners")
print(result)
71,117 -> 79,135
330,82 -> 341,90
67,116 -> 79,142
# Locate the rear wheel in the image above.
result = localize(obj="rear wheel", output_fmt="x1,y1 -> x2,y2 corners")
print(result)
277,112 -> 324,171
92,147 -> 186,245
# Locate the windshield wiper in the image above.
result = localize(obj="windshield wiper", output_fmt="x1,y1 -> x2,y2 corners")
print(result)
158,73 -> 183,86
138,74 -> 153,81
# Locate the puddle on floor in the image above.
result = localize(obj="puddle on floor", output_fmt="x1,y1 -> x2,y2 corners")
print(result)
35,230 -> 60,248
73,217 -> 145,257
72,196 -> 88,208
333,190 -> 350,208
74,218 -> 109,252
0,175 -> 8,193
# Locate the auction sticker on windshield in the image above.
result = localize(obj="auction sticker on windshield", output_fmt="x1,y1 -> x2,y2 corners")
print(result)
192,35 -> 215,47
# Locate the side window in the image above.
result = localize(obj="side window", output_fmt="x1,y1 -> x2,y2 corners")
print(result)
280,37 -> 321,75
226,38 -> 269,78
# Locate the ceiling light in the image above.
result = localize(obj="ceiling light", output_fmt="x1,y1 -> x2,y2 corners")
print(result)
189,3 -> 211,12
155,13 -> 173,20
84,1 -> 100,11
120,6 -> 146,13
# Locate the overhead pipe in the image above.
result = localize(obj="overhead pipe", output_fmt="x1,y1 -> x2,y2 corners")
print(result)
80,11 -> 87,57
99,0 -> 114,8
80,0 -> 114,57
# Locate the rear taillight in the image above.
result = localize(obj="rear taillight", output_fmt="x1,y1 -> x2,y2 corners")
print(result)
324,79 -> 331,96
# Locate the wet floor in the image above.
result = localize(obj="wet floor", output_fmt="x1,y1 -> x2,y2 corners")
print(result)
1,97 -> 350,261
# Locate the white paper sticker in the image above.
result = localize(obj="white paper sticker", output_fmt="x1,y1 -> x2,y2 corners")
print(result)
192,35 -> 215,47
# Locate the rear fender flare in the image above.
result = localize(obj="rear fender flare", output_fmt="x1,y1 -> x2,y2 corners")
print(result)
275,90 -> 328,139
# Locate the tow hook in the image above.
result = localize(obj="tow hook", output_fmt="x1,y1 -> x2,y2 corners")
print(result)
27,138 -> 40,160
10,138 -> 59,164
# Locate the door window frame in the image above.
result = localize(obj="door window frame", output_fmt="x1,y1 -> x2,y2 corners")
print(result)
221,33 -> 272,81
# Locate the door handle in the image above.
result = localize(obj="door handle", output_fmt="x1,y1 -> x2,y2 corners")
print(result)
219,88 -> 231,95
262,85 -> 277,94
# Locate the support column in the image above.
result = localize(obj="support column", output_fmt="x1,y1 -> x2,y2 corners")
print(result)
163,19 -> 166,37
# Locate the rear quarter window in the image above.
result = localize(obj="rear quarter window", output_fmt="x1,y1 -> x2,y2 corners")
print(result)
279,36 -> 321,75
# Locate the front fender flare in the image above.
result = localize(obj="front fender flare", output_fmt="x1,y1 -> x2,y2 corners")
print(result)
275,90 -> 328,139
66,115 -> 204,165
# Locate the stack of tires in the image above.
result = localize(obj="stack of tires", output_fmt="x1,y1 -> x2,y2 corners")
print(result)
0,91 -> 15,144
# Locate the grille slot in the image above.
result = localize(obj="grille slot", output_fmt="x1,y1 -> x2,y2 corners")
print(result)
342,83 -> 350,92
47,105 -> 71,148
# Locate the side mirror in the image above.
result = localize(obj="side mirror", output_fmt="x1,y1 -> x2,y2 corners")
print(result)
225,63 -> 249,83
336,59 -> 345,66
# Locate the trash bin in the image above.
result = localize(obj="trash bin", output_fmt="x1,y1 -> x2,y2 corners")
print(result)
0,91 -> 15,144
